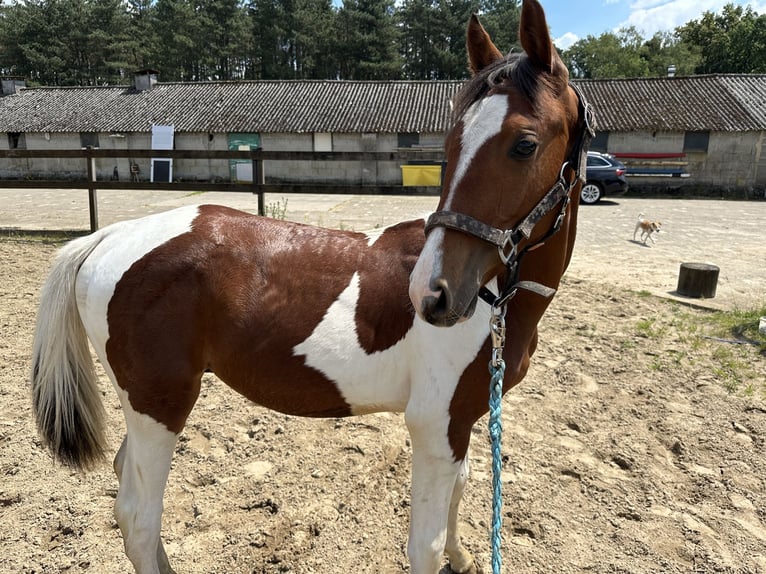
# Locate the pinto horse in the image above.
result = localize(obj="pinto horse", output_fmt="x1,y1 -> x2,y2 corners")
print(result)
31,2 -> 592,573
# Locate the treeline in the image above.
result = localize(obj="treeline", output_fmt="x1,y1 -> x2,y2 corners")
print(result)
0,0 -> 521,85
564,4 -> 766,78
0,0 -> 764,86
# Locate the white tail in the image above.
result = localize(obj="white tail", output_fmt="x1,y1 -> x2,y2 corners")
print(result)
31,232 -> 107,470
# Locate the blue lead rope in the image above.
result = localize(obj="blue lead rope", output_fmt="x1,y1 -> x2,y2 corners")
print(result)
488,359 -> 505,574
488,304 -> 507,574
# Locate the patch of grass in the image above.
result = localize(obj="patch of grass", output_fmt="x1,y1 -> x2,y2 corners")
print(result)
631,297 -> 765,397
0,229 -> 86,245
711,346 -> 752,393
705,305 -> 766,350
635,318 -> 664,338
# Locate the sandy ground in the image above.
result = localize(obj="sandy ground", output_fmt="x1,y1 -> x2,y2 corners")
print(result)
1,196 -> 765,573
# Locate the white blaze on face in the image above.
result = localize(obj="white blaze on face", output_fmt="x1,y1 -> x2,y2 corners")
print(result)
409,93 -> 508,314
445,93 -> 509,209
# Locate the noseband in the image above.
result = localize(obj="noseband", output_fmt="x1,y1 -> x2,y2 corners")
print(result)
424,82 -> 595,308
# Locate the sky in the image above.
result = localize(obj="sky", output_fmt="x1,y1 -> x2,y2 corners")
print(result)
546,0 -> 766,49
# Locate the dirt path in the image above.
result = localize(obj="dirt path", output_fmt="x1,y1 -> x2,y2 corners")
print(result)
1,200 -> 765,573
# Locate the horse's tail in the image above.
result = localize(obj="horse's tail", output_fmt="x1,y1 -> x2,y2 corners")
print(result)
31,232 -> 108,471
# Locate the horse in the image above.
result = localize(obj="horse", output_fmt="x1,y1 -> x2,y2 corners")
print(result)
30,1 -> 593,573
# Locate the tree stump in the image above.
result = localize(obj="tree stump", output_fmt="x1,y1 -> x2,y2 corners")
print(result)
676,263 -> 719,298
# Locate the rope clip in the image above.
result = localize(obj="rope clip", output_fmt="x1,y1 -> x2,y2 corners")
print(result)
489,304 -> 507,368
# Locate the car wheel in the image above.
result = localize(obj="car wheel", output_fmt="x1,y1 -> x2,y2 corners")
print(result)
580,182 -> 603,204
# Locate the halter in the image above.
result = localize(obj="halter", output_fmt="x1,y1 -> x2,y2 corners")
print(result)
424,82 -> 595,310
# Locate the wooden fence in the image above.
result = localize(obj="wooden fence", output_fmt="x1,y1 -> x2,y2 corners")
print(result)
0,148 -> 444,232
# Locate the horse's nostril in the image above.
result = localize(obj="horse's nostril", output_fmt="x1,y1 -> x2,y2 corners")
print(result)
434,288 -> 448,313
421,278 -> 452,324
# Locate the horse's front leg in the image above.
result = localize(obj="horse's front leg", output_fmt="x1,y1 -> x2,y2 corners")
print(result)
446,456 -> 480,574
406,404 -> 469,574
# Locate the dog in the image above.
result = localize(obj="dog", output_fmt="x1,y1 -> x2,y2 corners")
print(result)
634,213 -> 662,244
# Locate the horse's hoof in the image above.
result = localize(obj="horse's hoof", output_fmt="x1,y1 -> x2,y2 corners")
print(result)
450,562 -> 482,574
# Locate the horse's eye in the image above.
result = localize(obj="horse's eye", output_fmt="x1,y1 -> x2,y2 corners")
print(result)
511,139 -> 537,158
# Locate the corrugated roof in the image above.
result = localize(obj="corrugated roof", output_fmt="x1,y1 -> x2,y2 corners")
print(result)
1,75 -> 766,134
578,75 -> 766,132
0,80 -> 462,134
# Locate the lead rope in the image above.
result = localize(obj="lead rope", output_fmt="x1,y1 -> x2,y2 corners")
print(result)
488,303 -> 507,574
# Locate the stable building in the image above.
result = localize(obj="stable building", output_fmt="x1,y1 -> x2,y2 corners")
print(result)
1,72 -> 766,195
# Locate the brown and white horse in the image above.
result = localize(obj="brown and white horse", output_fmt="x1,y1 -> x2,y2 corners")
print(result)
31,2 -> 592,573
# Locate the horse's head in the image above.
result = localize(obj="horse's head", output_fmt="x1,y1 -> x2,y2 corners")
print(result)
409,0 -> 593,327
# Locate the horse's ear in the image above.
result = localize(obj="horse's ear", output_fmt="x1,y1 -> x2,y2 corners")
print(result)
519,0 -> 557,74
466,14 -> 503,75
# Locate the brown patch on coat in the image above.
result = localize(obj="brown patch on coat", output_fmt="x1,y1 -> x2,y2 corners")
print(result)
355,220 -> 423,354
106,206 -> 424,433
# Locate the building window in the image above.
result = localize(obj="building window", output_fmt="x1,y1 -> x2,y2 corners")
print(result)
683,131 -> 709,152
591,131 -> 609,152
80,132 -> 100,148
313,132 -> 332,152
398,133 -> 419,148
7,132 -> 25,149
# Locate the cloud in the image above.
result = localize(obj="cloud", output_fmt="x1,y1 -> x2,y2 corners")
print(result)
619,0 -> 766,35
554,32 -> 580,50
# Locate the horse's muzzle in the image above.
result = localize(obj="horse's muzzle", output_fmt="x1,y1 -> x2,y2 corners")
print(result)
416,277 -> 478,327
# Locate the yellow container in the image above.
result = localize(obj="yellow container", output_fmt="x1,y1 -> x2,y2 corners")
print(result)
401,165 -> 442,186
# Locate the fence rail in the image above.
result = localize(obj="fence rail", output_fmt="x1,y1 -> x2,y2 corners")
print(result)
0,147 -> 445,231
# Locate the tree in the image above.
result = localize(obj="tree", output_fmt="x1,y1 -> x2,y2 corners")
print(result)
125,0 -> 160,73
194,0 -> 250,79
397,0 -> 439,79
639,31 -> 700,77
336,0 -> 401,80
0,0 -> 128,85
678,4 -> 766,73
153,0 -> 201,80
85,0 -> 133,83
248,0 -> 294,79
478,0 -> 520,56
292,0 -> 338,78
563,28 -> 649,79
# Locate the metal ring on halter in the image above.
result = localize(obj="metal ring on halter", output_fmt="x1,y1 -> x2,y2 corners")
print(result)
497,231 -> 516,266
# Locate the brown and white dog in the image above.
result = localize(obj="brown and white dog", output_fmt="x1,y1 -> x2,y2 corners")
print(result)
634,213 -> 662,244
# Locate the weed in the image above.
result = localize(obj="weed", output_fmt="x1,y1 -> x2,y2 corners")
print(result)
266,197 -> 288,220
636,318 -> 664,338
711,345 -> 756,394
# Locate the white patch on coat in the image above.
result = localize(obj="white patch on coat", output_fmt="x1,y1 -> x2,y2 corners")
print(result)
294,271 -> 491,416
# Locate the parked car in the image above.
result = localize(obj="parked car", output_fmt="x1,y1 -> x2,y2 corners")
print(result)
581,151 -> 628,204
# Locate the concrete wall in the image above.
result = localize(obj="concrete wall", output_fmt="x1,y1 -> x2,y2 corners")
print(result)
261,132 -> 443,185
0,130 -> 442,186
0,132 -> 86,179
605,130 -> 763,191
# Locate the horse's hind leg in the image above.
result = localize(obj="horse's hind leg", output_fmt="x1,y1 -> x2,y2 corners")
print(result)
445,457 -> 480,574
113,398 -> 180,574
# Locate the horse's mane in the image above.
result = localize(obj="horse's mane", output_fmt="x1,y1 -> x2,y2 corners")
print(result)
451,52 -> 554,125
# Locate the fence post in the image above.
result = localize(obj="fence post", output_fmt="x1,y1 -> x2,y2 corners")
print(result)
252,157 -> 265,215
85,146 -> 99,232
